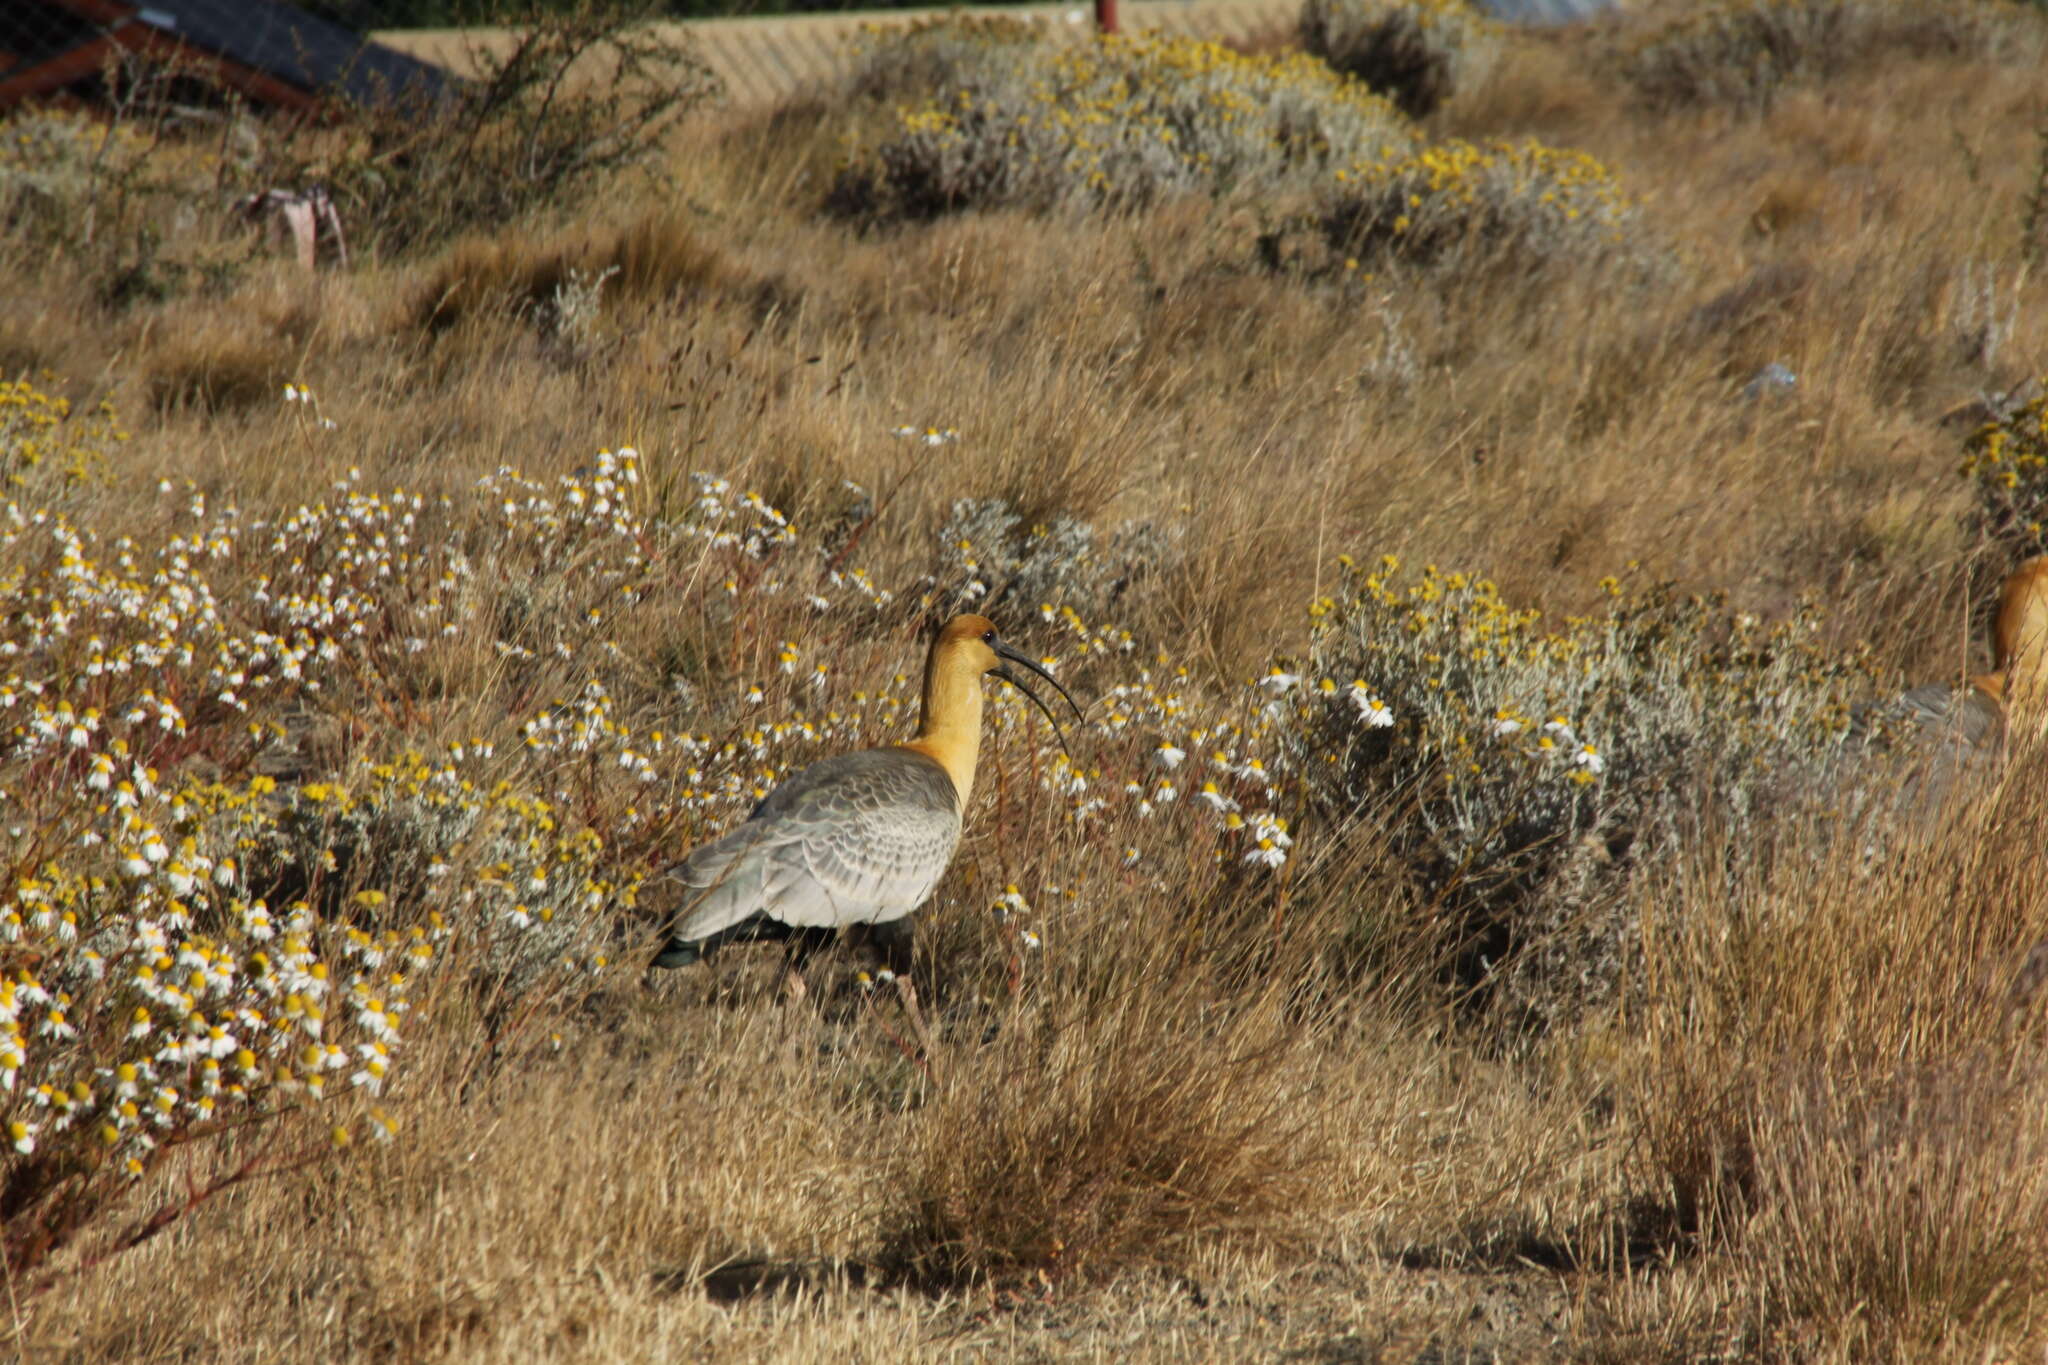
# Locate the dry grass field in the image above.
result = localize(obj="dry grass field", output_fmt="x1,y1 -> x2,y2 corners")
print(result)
7,1 -> 2048,1359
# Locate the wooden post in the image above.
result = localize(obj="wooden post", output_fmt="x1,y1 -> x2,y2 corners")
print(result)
1095,0 -> 1119,34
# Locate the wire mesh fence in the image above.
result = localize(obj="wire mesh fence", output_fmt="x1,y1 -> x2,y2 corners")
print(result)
0,0 -> 1624,118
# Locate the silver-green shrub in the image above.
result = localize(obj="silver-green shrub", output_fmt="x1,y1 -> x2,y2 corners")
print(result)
1277,559 -> 1880,1028
1622,0 -> 2040,113
1300,0 -> 1500,119
931,497 -> 1179,622
832,24 -> 1415,220
844,13 -> 1048,104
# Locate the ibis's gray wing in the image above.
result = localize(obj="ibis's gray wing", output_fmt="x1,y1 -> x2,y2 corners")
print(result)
1844,683 -> 2005,825
1893,683 -> 2005,749
1853,683 -> 2005,753
661,748 -> 961,942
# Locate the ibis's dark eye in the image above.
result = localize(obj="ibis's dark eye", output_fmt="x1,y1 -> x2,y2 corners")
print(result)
981,630 -> 996,644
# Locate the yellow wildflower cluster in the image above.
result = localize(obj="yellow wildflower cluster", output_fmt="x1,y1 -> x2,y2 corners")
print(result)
1960,379 -> 2048,555
836,24 -> 1413,218
257,756 -> 614,988
851,12 -> 1045,62
1322,137 -> 1644,270
0,379 -> 125,489
0,111 -> 149,186
1277,558 -> 1878,999
0,109 -> 218,258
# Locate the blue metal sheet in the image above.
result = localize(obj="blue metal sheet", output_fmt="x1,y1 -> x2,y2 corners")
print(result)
1476,0 -> 1623,24
143,0 -> 454,103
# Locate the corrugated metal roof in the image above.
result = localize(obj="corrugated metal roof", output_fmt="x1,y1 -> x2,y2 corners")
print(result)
141,0 -> 454,103
0,0 -> 454,109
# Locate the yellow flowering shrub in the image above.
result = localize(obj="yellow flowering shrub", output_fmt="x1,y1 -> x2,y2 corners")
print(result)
1299,0 -> 1500,119
0,379 -> 124,490
0,110 -> 223,305
0,112 -> 160,234
832,24 -> 1414,219
1318,137 -> 1650,271
1278,559 -> 1880,1027
845,14 -> 1047,102
1960,377 -> 2048,556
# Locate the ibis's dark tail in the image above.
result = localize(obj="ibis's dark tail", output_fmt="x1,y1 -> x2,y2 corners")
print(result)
648,912 -> 837,972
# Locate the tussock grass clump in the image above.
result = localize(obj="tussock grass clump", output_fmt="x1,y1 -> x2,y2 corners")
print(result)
1622,0 -> 2040,113
1631,780 -> 2048,1350
1961,375 -> 2048,556
143,324 -> 290,416
1317,137 -> 1652,273
1282,559 -> 1880,1023
408,212 -> 733,336
881,978 -> 1336,1287
831,26 -> 1414,220
884,1010 -> 1335,1285
1299,0 -> 1501,119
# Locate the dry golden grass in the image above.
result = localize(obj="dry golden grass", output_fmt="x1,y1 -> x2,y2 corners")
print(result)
8,3 -> 2048,1359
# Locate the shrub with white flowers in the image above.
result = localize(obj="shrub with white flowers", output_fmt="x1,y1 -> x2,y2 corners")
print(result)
0,377 -> 1349,1280
0,410 -> 911,1277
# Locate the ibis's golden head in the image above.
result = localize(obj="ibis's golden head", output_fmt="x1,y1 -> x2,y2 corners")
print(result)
906,615 -> 1085,809
933,613 -> 1002,672
930,613 -> 1083,738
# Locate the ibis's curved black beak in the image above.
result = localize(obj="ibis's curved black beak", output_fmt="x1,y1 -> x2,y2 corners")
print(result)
990,638 -> 1085,756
